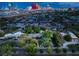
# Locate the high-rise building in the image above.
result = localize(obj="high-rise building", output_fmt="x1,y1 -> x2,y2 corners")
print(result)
31,3 -> 41,10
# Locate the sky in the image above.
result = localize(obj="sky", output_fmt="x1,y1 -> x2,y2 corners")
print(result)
0,2 -> 79,8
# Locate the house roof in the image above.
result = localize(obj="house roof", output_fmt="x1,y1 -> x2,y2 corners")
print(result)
27,33 -> 42,38
68,32 -> 78,39
60,32 -> 67,36
4,31 -> 24,38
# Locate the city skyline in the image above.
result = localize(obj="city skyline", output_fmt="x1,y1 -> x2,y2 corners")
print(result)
1,2 -> 79,9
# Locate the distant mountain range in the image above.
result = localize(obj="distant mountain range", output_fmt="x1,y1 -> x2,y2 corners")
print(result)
0,2 -> 79,8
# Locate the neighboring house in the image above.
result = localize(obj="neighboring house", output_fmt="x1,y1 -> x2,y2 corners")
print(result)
68,32 -> 79,42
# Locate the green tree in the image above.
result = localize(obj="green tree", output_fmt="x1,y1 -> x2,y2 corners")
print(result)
64,35 -> 72,42
76,45 -> 79,51
33,26 -> 40,33
0,44 -> 13,56
41,38 -> 52,47
76,32 -> 79,38
52,32 -> 62,47
17,34 -> 27,47
17,40 -> 26,47
24,26 -> 33,34
43,30 -> 52,38
63,48 -> 67,53
26,43 -> 37,55
55,48 -> 62,54
47,46 -> 52,55
0,30 -> 5,37
30,39 -> 39,46
24,26 -> 40,33
0,18 -> 7,28
25,39 -> 38,55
